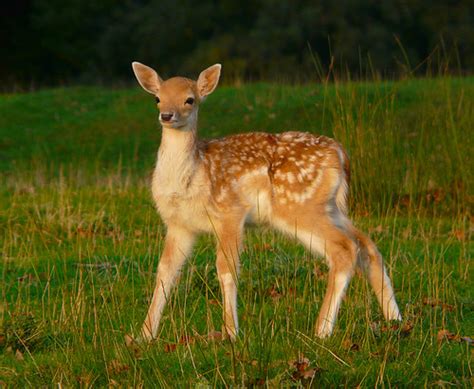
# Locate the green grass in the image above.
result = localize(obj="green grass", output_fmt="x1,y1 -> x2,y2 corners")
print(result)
0,77 -> 472,387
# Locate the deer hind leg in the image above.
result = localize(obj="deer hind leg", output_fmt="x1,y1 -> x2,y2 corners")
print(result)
215,219 -> 243,340
352,227 -> 402,321
272,216 -> 357,338
312,225 -> 358,338
140,225 -> 196,342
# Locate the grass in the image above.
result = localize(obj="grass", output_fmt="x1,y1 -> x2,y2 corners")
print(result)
0,76 -> 472,387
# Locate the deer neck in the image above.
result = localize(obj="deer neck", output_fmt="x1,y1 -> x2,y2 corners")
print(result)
155,123 -> 200,193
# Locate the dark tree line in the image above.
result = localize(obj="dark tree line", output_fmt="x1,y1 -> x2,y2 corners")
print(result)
1,0 -> 473,88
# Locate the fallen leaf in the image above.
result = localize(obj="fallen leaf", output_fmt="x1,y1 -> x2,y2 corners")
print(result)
350,343 -> 360,351
76,372 -> 93,386
163,343 -> 177,353
124,334 -> 143,358
342,338 -> 360,351
437,329 -> 459,342
287,287 -> 296,297
423,298 -> 455,311
370,224 -> 384,234
207,330 -> 223,341
290,355 -> 321,383
400,322 -> 414,336
17,274 -> 34,283
15,349 -> 24,361
267,286 -> 282,300
302,368 -> 319,379
247,378 -> 265,386
370,321 -> 381,336
295,357 -> 309,372
313,263 -> 325,279
179,335 -> 195,345
262,243 -> 272,251
452,230 -> 466,241
399,195 -> 411,207
208,299 -> 220,305
124,334 -> 134,347
107,359 -> 130,374
402,228 -> 411,239
289,355 -> 309,372
77,227 -> 93,238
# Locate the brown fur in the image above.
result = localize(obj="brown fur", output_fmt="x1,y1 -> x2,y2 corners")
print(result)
130,62 -> 402,342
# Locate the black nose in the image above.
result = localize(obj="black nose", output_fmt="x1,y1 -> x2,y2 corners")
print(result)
161,113 -> 173,122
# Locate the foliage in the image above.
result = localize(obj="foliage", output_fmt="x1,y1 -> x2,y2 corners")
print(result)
2,0 -> 474,88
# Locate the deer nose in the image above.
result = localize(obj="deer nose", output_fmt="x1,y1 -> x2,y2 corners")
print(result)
160,113 -> 174,122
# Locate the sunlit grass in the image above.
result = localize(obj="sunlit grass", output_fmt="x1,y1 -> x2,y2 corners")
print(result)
0,76 -> 472,386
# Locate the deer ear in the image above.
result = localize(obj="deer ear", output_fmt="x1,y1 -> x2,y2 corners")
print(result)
132,62 -> 163,94
197,64 -> 221,99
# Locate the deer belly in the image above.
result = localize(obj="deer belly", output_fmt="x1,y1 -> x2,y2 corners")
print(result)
238,170 -> 273,223
245,189 -> 273,223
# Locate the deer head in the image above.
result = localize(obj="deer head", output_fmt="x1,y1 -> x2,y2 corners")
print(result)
132,62 -> 221,130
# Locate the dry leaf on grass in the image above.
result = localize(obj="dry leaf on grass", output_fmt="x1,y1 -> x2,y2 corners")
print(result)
17,274 -> 35,283
313,263 -> 325,279
124,334 -> 143,358
107,359 -> 130,375
290,355 -> 321,382
437,329 -> 458,342
266,285 -> 282,300
452,229 -> 466,241
163,343 -> 177,353
15,349 -> 24,361
371,321 -> 414,337
207,330 -> 223,341
290,355 -> 309,371
437,329 -> 473,346
246,377 -> 265,386
124,334 -> 134,347
179,335 -> 195,345
342,338 -> 360,351
253,243 -> 273,252
301,368 -> 319,379
370,224 -> 384,234
422,298 -> 455,311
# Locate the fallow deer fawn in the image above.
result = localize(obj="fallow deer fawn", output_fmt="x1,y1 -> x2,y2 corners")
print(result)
130,62 -> 402,342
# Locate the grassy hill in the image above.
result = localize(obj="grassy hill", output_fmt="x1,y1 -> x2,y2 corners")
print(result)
0,77 -> 472,386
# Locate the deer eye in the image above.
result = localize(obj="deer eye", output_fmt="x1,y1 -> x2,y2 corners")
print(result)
185,97 -> 195,105
155,96 -> 160,103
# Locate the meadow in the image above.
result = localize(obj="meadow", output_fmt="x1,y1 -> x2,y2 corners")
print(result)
0,76 -> 472,387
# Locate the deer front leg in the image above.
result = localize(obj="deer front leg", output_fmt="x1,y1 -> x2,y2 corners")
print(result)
140,225 -> 195,342
215,221 -> 243,340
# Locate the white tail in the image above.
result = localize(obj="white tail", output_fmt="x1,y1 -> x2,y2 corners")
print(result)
130,62 -> 401,342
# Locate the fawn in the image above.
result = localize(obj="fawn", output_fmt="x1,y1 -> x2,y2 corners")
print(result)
130,62 -> 402,342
